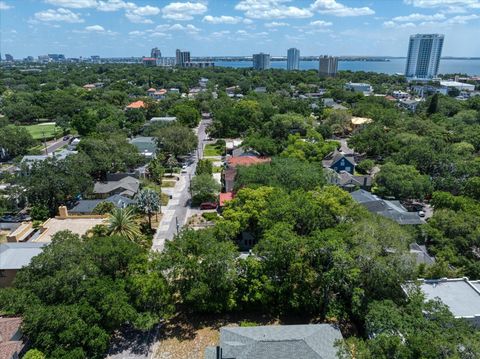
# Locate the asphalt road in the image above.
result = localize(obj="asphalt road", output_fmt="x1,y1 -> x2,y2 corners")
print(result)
45,137 -> 70,154
151,118 -> 210,252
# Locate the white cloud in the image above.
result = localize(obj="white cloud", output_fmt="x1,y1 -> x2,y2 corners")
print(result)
85,24 -> 105,31
445,13 -> 479,22
404,0 -> 480,8
44,0 -> 97,8
265,21 -> 290,27
162,2 -> 207,21
311,0 -> 375,16
383,20 -> 416,28
0,1 -> 13,9
211,30 -> 231,37
125,13 -> 153,23
128,30 -> 143,36
203,15 -> 242,24
235,0 -> 313,19
125,5 -> 160,23
169,23 -> 201,33
97,0 -> 136,11
34,8 -> 84,23
309,19 -> 333,26
392,12 -> 446,21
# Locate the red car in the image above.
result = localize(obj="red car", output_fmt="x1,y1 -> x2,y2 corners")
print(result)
200,202 -> 217,210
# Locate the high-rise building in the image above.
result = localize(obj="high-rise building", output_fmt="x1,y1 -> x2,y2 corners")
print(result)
287,48 -> 300,70
319,55 -> 338,77
151,47 -> 161,59
405,34 -> 444,79
48,54 -> 66,62
5,54 -> 13,62
253,53 -> 270,70
175,49 -> 191,67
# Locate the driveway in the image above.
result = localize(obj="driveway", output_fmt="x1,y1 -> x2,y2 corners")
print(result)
151,119 -> 210,252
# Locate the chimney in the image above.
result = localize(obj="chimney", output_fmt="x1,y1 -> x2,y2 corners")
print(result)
58,206 -> 69,218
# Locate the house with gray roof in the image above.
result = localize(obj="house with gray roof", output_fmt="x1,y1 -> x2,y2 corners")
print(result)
326,169 -> 372,191
69,194 -> 135,214
0,242 -> 48,287
403,278 -> 480,327
93,176 -> 140,198
129,136 -> 157,158
204,324 -> 343,359
351,189 -> 424,225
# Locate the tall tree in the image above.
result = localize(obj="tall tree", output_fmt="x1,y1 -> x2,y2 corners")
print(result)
135,189 -> 161,227
107,207 -> 141,242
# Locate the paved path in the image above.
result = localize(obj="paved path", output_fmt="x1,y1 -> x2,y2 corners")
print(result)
151,119 -> 210,252
46,137 -> 70,154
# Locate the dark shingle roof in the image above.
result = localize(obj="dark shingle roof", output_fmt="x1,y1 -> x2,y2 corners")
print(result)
350,190 -> 424,225
206,324 -> 343,359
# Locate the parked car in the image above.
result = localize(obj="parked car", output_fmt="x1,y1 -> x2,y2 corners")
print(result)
200,202 -> 217,210
63,135 -> 71,141
418,211 -> 426,217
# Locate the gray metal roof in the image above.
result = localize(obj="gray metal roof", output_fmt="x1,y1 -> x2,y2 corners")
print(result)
404,278 -> 480,319
0,242 -> 48,270
207,324 -> 343,359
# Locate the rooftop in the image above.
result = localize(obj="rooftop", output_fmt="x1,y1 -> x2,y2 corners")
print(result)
126,100 -> 146,109
205,324 -> 343,359
227,156 -> 271,168
351,189 -> 424,225
33,217 -> 107,242
404,278 -> 480,319
0,317 -> 23,359
93,176 -> 140,196
0,242 -> 47,270
219,192 -> 234,207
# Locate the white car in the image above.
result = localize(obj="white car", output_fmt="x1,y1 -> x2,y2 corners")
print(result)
418,211 -> 426,217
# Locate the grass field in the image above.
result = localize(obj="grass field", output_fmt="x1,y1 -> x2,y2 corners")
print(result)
21,123 -> 61,140
203,144 -> 223,157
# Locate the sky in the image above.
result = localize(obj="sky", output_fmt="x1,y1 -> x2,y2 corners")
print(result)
1,0 -> 480,58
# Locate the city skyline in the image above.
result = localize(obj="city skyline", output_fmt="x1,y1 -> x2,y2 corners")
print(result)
1,0 -> 480,58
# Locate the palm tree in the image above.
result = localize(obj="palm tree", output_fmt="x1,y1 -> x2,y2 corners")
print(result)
107,207 -> 141,242
135,189 -> 161,228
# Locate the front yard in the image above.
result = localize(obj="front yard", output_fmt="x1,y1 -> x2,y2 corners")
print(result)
21,122 -> 62,140
203,144 -> 223,157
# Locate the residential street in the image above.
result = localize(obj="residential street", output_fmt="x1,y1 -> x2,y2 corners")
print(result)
45,137 -> 70,154
151,119 -> 210,252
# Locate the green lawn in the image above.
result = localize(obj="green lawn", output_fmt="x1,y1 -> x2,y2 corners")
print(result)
203,144 -> 223,156
21,123 -> 61,140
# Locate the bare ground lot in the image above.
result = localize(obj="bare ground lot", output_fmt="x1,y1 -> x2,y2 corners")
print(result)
152,312 -> 345,359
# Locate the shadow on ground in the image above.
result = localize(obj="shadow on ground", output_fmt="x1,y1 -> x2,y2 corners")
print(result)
108,324 -> 161,358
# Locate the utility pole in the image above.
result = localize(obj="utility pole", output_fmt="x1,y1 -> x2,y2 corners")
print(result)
175,216 -> 179,234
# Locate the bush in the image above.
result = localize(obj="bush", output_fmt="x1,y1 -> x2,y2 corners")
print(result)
29,205 -> 49,221
202,212 -> 219,222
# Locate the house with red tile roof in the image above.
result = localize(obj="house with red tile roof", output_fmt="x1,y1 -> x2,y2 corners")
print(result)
226,156 -> 271,168
219,192 -> 234,207
222,155 -> 271,193
126,100 -> 146,110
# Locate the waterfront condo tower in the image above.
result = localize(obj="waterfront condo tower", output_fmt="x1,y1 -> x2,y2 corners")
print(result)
319,55 -> 338,77
405,34 -> 444,79
175,49 -> 191,67
253,53 -> 271,70
287,48 -> 300,70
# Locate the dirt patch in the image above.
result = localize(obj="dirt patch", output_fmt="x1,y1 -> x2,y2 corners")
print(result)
152,312 -> 327,359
